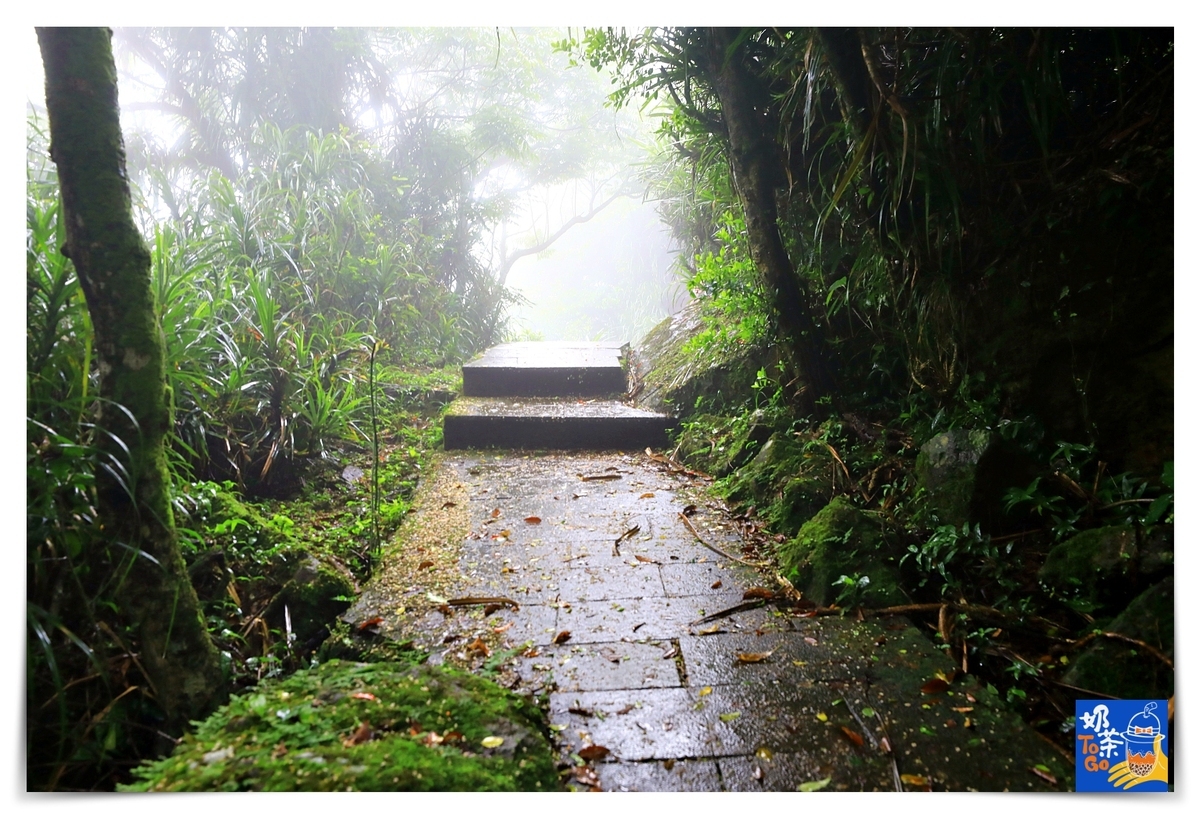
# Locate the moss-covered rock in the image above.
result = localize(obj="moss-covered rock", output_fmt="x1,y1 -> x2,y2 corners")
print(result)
264,556 -> 356,647
1061,577 -> 1174,700
121,659 -> 562,792
675,411 -> 774,477
1038,524 -> 1174,608
724,433 -> 831,534
629,301 -> 766,416
777,497 -> 907,607
915,429 -> 994,528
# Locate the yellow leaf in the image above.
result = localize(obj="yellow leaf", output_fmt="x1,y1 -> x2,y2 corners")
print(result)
698,686 -> 713,696
816,712 -> 828,722
481,736 -> 504,748
736,651 -> 773,663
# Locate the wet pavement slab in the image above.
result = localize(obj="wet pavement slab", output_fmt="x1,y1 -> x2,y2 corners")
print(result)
358,449 -> 1074,791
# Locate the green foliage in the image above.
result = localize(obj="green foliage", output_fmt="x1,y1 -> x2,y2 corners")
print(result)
121,660 -> 561,791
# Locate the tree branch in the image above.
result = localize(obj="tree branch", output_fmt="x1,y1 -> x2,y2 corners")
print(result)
496,189 -> 626,287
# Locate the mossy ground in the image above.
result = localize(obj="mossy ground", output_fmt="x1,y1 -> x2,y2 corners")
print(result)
121,659 -> 561,791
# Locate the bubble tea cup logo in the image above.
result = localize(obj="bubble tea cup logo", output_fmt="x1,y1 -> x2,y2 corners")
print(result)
1076,700 -> 1169,792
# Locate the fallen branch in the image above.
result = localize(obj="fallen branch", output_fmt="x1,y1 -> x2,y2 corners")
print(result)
1069,631 -> 1173,670
689,599 -> 766,626
677,512 -> 765,567
859,602 -> 1060,631
446,596 -> 520,611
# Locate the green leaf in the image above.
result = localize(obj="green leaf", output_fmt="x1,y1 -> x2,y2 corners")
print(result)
798,777 -> 832,792
719,711 -> 741,722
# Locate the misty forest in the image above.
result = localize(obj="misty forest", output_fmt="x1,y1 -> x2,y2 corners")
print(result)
28,27 -> 1172,792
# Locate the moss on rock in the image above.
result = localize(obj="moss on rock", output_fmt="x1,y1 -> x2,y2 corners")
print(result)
121,659 -> 562,792
724,433 -> 831,534
264,557 -> 356,646
1038,524 -> 1173,609
778,497 -> 906,607
1061,577 -> 1174,700
915,429 -> 994,528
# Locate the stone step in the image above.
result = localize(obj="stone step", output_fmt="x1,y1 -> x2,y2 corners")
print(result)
462,341 -> 628,397
443,397 -> 670,450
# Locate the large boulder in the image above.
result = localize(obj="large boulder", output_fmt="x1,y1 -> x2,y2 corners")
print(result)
777,496 -> 906,607
1061,577 -> 1174,700
629,300 -> 767,417
724,433 -> 831,535
264,556 -> 357,648
915,429 -> 993,528
1038,524 -> 1173,610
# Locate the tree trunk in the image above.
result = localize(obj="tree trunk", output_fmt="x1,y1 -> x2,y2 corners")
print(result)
37,27 -> 226,730
703,28 -> 834,407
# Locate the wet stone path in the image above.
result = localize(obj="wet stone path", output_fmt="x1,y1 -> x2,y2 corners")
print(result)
389,449 -> 1071,792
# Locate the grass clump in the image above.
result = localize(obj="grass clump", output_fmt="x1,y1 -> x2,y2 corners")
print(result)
121,659 -> 562,792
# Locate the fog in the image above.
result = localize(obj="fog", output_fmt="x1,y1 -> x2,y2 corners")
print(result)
25,27 -> 687,347
505,196 -> 685,342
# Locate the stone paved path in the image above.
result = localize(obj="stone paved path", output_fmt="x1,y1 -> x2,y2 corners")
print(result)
401,449 -> 1072,792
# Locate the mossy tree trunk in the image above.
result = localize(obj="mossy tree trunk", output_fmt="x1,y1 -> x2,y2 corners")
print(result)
37,27 -> 226,729
703,27 -> 834,409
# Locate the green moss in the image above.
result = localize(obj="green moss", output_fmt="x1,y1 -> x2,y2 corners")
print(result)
723,434 -> 830,533
264,557 -> 355,644
778,497 -> 906,607
914,429 -> 994,527
120,659 -> 562,792
1062,577 -> 1174,700
1038,524 -> 1173,610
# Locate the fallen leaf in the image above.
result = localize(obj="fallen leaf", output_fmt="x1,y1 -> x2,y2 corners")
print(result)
711,580 -> 723,589
440,501 -> 457,509
719,711 -> 741,722
682,504 -> 697,516
342,721 -> 374,747
951,706 -> 975,713
752,765 -> 763,780
698,686 -> 713,696
634,554 -> 661,564
803,636 -> 819,646
350,692 -> 378,702
901,773 -> 929,789
1029,765 -> 1057,785
921,678 -> 950,694
816,712 -> 828,722
696,624 -> 724,636
840,726 -> 864,747
421,731 -> 444,747
466,637 -> 491,657
355,616 -> 384,633
736,651 -> 774,664
492,529 -> 511,540
639,492 -> 656,499
798,777 -> 831,792
490,508 -> 501,518
524,516 -> 542,524
568,707 -> 594,717
572,766 -> 599,787
615,704 -> 634,715
418,559 -> 435,570
480,736 -> 504,749
965,692 -> 977,703
578,745 -> 610,761
553,630 -> 572,644
743,587 -> 775,600
492,622 -> 512,633
599,647 -> 622,664
483,603 -> 502,616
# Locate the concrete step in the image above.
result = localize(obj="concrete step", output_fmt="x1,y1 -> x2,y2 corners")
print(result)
443,397 -> 670,450
462,341 -> 627,397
